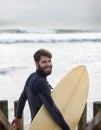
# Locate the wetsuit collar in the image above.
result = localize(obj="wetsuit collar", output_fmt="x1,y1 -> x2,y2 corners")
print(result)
36,70 -> 53,89
36,70 -> 47,78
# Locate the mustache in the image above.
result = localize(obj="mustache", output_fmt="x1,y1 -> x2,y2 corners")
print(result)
43,66 -> 52,69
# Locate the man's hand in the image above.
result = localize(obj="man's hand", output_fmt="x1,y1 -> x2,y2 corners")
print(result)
12,118 -> 22,128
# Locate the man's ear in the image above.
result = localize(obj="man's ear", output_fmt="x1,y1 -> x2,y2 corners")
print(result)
35,61 -> 38,69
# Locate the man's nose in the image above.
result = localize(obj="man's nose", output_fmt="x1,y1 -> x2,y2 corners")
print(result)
46,62 -> 51,66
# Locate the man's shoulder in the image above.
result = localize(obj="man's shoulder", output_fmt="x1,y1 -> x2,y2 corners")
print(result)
25,72 -> 36,84
27,72 -> 37,79
27,72 -> 44,82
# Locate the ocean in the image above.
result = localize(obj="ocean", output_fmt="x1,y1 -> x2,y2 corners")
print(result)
0,28 -> 101,129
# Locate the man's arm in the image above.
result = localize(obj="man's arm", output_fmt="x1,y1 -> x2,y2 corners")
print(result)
12,86 -> 27,127
35,79 -> 70,130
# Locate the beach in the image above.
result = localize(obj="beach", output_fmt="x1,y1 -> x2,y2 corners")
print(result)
0,29 -> 101,129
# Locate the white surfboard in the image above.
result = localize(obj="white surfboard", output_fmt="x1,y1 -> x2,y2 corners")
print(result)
29,65 -> 89,130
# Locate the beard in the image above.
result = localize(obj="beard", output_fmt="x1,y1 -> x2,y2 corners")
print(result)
37,64 -> 52,76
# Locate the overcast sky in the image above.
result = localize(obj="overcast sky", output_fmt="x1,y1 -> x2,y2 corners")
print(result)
0,0 -> 101,28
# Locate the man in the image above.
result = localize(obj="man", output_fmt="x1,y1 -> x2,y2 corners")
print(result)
12,49 -> 70,130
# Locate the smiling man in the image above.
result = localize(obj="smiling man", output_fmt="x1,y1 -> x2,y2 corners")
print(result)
12,49 -> 70,130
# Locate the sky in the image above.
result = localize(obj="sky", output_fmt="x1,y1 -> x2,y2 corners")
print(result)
0,0 -> 101,29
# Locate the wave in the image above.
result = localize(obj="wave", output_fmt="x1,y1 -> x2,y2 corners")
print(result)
0,29 -> 56,34
0,29 -> 28,34
0,28 -> 100,34
0,39 -> 101,44
0,69 -> 8,75
0,66 -> 25,75
0,29 -> 101,43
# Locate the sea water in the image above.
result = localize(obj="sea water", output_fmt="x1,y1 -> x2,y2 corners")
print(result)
0,29 -> 101,129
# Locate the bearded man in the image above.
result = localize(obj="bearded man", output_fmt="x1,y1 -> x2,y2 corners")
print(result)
12,49 -> 70,130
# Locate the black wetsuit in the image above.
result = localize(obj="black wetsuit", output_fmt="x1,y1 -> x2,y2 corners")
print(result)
16,70 -> 70,130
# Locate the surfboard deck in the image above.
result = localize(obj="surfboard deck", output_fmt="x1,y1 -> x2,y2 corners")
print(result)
28,65 -> 89,130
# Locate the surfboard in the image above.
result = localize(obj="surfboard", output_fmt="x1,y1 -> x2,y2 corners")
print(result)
28,65 -> 89,130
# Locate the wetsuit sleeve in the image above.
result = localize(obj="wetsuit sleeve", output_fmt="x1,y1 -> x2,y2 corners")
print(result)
16,85 -> 27,119
35,79 -> 70,130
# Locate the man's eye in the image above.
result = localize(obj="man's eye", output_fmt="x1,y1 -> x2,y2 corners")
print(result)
42,61 -> 46,63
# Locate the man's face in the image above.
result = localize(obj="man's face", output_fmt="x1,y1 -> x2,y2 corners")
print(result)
36,56 -> 52,76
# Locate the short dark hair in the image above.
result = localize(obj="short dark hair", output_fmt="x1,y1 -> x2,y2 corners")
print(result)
33,49 -> 52,62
